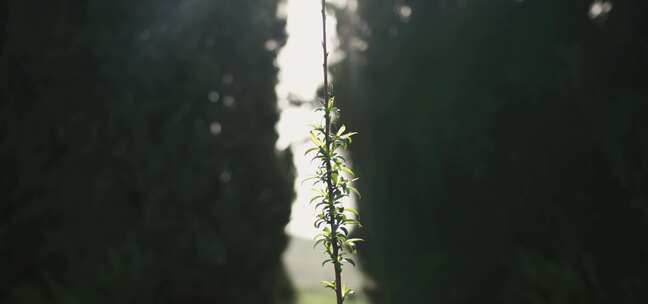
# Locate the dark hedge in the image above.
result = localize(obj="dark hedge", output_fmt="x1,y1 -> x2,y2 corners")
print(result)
334,0 -> 648,303
0,1 -> 295,303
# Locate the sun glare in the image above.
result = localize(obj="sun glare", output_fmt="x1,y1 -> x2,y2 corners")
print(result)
275,0 -> 353,239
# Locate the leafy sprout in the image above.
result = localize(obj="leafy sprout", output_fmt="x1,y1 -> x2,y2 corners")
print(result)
305,96 -> 363,303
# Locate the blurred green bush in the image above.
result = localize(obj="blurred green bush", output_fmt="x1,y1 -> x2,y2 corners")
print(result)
0,1 -> 294,303
334,0 -> 648,303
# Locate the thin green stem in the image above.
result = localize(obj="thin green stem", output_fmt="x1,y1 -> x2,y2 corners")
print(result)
320,0 -> 344,303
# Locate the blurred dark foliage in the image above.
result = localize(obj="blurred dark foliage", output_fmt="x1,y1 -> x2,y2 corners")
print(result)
0,0 -> 294,303
334,0 -> 648,303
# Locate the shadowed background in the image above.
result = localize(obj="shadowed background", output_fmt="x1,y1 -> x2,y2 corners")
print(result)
2,0 -> 648,304
333,0 -> 648,303
1,1 -> 294,303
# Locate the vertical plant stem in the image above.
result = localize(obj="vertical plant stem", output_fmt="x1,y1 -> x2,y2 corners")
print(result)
321,0 -> 344,303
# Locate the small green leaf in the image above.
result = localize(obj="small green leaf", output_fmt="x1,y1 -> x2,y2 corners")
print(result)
346,238 -> 364,244
304,147 -> 319,156
327,97 -> 335,111
348,186 -> 362,198
342,285 -> 355,299
301,175 -> 319,185
340,165 -> 355,177
311,188 -> 327,197
321,280 -> 336,291
315,201 -> 329,209
344,257 -> 356,267
310,132 -> 323,147
333,154 -> 348,163
340,132 -> 358,140
313,238 -> 326,249
314,219 -> 326,228
343,218 -> 363,227
344,207 -> 359,217
309,195 -> 324,204
337,125 -> 346,137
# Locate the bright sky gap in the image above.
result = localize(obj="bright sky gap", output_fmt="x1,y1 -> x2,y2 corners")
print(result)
275,0 -> 354,239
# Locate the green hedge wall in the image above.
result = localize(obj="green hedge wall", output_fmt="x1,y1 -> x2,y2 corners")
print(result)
0,1 -> 295,303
